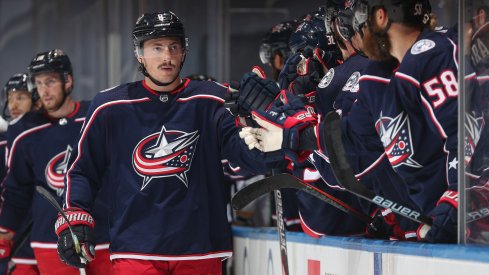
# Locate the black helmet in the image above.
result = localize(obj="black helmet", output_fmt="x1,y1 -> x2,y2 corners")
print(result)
289,16 -> 329,54
353,0 -> 431,32
2,73 -> 38,118
3,73 -> 29,97
27,49 -> 72,80
133,11 -> 188,57
335,8 -> 356,41
259,21 -> 297,64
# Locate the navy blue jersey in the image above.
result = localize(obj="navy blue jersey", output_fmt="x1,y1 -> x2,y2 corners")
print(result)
0,132 -> 6,180
65,79 -> 273,260
0,130 -> 36,263
379,30 -> 458,201
311,59 -> 422,237
316,53 -> 369,116
0,102 -> 109,249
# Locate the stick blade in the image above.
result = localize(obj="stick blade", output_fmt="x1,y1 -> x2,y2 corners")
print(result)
231,173 -> 300,210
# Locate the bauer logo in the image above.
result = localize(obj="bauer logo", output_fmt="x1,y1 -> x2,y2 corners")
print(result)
372,195 -> 420,220
132,126 -> 199,190
45,145 -> 72,196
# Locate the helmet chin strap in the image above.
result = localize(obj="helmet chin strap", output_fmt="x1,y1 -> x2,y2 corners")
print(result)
139,63 -> 181,87
137,52 -> 186,87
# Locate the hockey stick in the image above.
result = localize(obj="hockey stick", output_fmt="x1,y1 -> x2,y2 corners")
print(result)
35,186 -> 87,275
232,173 -> 372,223
273,188 -> 289,275
7,221 -> 33,274
251,66 -> 289,275
322,111 -> 433,226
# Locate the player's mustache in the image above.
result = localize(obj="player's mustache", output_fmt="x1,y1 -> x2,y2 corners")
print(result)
158,62 -> 175,69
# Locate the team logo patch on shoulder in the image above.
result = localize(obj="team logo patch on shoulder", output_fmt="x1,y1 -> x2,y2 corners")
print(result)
318,68 -> 335,88
411,39 -> 436,55
342,71 -> 361,93
132,126 -> 199,190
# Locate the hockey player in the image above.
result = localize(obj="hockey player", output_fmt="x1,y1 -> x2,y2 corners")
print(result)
0,49 -> 111,275
58,12 -> 282,275
259,21 -> 297,81
0,73 -> 39,275
242,0 -> 460,243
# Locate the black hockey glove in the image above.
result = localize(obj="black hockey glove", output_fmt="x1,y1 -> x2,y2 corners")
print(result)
55,208 -> 96,268
417,191 -> 458,243
237,68 -> 281,117
278,52 -> 303,90
0,238 -> 13,274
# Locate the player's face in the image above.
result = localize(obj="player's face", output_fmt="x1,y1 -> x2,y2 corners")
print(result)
34,72 -> 70,112
7,90 -> 32,119
140,37 -> 185,84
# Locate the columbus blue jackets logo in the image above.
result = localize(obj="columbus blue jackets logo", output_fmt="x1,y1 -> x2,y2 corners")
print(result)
465,112 -> 485,164
318,68 -> 334,88
132,126 -> 199,190
45,145 -> 72,196
342,71 -> 361,93
376,112 -> 422,168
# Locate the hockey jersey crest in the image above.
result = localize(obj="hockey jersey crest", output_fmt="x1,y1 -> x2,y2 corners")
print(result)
45,145 -> 73,196
376,112 -> 422,168
132,125 -> 199,190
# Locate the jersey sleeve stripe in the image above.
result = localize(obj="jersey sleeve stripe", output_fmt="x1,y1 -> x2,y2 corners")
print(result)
7,123 -> 52,167
299,211 -> 324,238
395,72 -> 420,88
359,75 -> 390,84
176,95 -> 225,104
109,251 -> 232,261
420,94 -> 448,139
447,37 -> 459,70
355,153 -> 387,179
65,98 -> 151,208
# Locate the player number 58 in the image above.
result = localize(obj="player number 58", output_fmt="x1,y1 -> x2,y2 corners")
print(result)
423,70 -> 458,108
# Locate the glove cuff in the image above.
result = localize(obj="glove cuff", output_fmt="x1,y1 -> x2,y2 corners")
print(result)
0,238 -> 12,259
438,190 -> 458,209
55,207 -> 95,236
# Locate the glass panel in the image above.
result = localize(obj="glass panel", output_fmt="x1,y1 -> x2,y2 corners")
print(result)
463,0 -> 489,245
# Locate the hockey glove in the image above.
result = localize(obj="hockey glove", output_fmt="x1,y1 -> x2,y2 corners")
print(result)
366,209 -> 416,241
278,53 -> 303,90
236,67 -> 281,118
245,90 -> 317,153
417,191 -> 458,243
55,208 -> 96,268
0,238 -> 13,274
288,53 -> 323,106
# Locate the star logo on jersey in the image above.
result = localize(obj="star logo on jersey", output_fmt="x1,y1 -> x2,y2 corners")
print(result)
45,145 -> 73,196
132,126 -> 199,190
376,112 -> 422,168
464,112 -> 485,164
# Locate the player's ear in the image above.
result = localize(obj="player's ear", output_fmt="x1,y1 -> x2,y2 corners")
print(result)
64,74 -> 73,90
375,7 -> 389,30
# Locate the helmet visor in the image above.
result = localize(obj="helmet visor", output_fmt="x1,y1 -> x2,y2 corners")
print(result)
259,43 -> 272,64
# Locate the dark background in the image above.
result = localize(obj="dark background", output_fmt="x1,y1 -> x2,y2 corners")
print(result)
0,0 -> 457,104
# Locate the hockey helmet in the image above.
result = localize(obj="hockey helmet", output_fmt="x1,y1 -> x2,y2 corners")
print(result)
27,49 -> 72,80
2,73 -> 38,118
289,16 -> 329,54
259,21 -> 296,64
133,12 -> 188,58
335,8 -> 356,41
353,0 -> 431,32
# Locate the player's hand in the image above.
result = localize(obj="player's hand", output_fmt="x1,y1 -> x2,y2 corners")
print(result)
417,191 -> 458,243
55,208 -> 96,268
278,53 -> 303,89
366,208 -> 415,241
236,66 -> 281,117
247,90 -> 317,152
